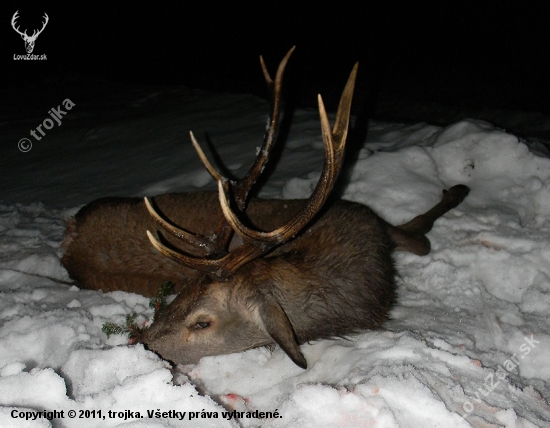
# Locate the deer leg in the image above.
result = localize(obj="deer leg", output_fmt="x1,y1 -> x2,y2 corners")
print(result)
388,185 -> 470,255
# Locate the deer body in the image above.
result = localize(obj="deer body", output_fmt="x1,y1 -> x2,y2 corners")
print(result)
61,48 -> 470,368
63,192 -> 400,366
64,192 -> 395,303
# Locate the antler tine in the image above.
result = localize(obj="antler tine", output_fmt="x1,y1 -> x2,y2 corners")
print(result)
232,46 -> 296,209
146,230 -> 265,279
147,231 -> 220,273
332,62 -> 359,161
144,197 -> 216,253
218,63 -> 358,244
189,131 -> 223,182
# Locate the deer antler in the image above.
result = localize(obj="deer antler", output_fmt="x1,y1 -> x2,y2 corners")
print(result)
33,13 -> 49,39
145,49 -> 358,279
12,11 -> 49,54
11,11 -> 49,39
219,64 -> 357,244
145,47 -> 295,259
11,11 -> 25,37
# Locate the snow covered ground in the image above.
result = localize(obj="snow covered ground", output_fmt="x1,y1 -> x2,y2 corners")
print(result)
1,82 -> 550,427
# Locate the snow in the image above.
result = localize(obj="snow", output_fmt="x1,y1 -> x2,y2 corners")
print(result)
1,82 -> 550,427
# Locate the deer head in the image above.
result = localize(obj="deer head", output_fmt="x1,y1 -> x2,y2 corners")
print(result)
12,11 -> 49,54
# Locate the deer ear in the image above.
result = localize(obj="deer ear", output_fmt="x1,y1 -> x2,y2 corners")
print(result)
256,297 -> 307,369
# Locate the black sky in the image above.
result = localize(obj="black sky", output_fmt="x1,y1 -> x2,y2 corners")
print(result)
2,2 -> 550,121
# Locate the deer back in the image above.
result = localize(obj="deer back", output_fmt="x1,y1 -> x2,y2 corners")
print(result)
63,191 -> 396,296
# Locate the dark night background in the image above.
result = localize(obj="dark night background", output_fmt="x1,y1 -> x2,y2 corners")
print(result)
2,2 -> 550,140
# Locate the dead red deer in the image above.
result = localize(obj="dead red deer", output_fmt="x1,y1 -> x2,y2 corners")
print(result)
62,48 -> 469,369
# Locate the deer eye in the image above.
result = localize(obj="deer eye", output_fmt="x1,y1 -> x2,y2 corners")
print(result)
194,321 -> 210,329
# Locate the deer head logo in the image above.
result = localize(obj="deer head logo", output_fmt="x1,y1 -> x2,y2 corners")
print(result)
11,11 -> 49,54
